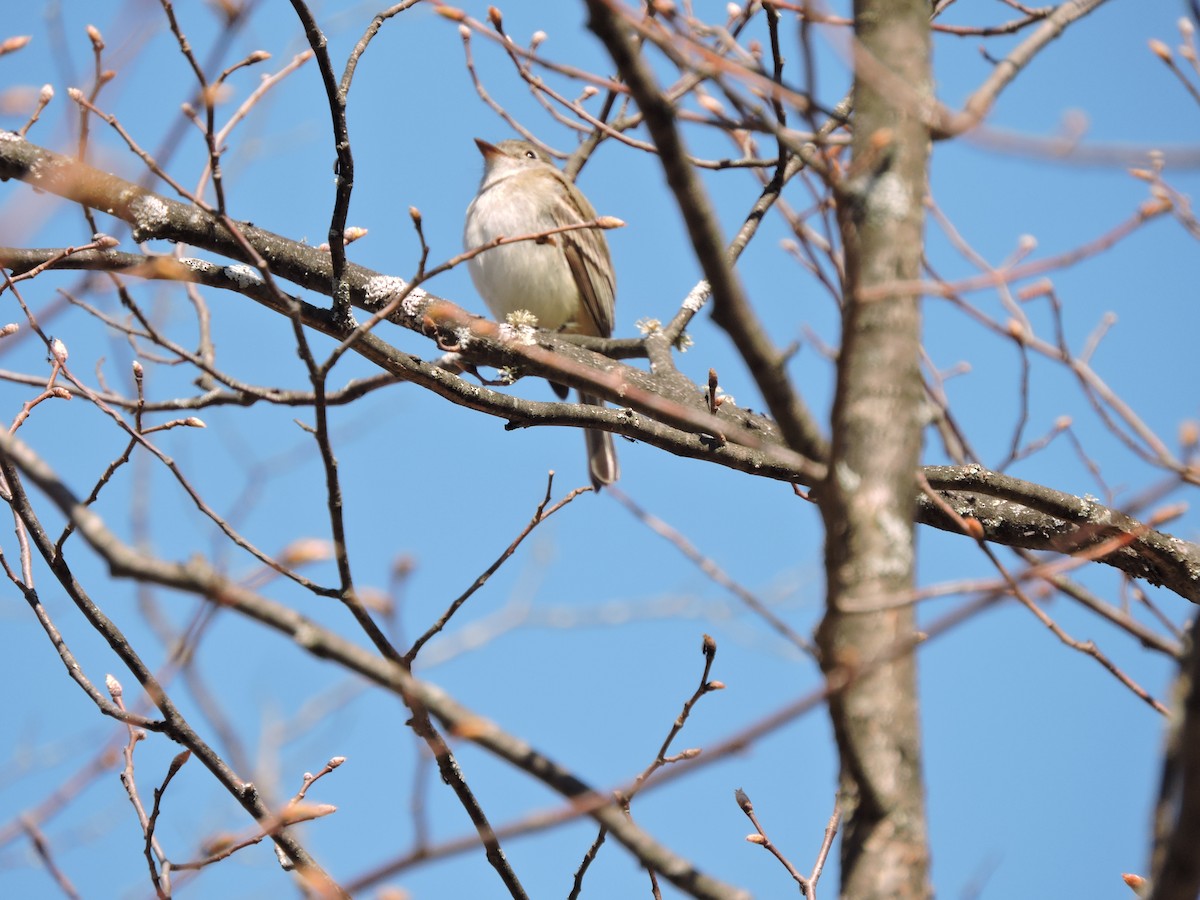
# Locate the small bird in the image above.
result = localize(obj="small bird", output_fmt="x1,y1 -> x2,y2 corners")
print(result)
464,138 -> 619,489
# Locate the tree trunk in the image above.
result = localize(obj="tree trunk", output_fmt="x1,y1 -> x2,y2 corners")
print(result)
817,1 -> 933,896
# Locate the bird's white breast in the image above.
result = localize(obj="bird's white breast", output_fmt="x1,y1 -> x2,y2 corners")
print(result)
464,174 -> 580,330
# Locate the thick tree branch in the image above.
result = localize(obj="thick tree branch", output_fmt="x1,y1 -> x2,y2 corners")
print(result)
2,135 -> 1197,603
920,468 -> 1200,602
0,133 -> 821,479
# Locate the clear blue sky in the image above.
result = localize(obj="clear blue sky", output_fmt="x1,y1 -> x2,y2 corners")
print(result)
1,1 -> 1196,897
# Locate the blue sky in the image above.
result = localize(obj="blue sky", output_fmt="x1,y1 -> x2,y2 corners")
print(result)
1,1 -> 1197,897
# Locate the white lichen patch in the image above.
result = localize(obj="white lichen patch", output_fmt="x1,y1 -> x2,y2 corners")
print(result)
452,326 -> 472,348
868,171 -> 912,222
27,151 -> 51,182
505,309 -> 540,329
364,275 -> 407,305
129,193 -> 170,230
635,317 -> 662,334
834,460 -> 861,493
223,264 -> 263,288
497,322 -> 537,345
875,508 -> 914,575
401,286 -> 428,317
682,280 -> 711,311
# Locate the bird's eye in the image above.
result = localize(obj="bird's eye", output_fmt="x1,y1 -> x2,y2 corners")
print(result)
524,150 -> 537,159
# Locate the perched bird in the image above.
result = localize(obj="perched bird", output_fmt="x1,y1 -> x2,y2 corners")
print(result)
464,138 -> 619,489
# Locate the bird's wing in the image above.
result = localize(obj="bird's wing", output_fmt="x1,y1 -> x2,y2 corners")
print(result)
563,230 -> 615,338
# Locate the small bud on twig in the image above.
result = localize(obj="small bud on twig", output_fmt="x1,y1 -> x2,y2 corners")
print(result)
1122,873 -> 1148,896
696,92 -> 728,118
434,4 -> 467,23
169,750 -> 192,773
280,538 -> 335,566
1016,278 -> 1053,302
1179,421 -> 1198,449
1148,38 -> 1172,61
1138,197 -> 1173,218
734,787 -> 753,812
0,35 -> 33,56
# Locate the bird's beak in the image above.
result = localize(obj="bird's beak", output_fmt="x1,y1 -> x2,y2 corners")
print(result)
474,138 -> 501,158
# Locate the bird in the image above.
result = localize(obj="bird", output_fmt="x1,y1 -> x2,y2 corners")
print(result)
464,138 -> 619,489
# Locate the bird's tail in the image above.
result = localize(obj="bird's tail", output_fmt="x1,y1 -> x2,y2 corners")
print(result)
579,393 -> 619,490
